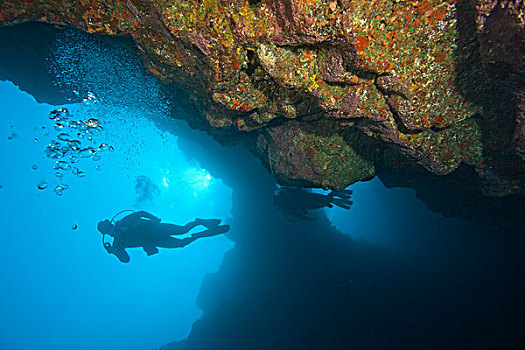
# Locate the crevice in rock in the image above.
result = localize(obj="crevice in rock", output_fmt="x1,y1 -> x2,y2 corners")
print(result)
244,48 -> 258,76
372,78 -> 421,136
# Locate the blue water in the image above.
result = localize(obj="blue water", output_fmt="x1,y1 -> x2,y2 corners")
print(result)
0,29 -> 235,349
1,24 -> 524,349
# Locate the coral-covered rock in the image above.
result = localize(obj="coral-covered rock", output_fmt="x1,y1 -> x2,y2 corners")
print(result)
0,0 -> 523,194
256,120 -> 375,190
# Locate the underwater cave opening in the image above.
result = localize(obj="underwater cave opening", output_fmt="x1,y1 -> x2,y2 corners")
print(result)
0,22 -> 524,350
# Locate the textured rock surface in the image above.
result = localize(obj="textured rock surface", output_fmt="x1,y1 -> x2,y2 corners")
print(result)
1,0 -> 523,195
256,119 -> 375,189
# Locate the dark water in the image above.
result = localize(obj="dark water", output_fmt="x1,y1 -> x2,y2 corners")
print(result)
1,23 -> 524,350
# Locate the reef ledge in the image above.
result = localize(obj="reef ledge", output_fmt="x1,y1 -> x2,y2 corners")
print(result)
1,1 -> 524,200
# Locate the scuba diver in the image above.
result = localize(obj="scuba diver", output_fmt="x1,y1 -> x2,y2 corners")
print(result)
273,186 -> 354,221
97,210 -> 230,263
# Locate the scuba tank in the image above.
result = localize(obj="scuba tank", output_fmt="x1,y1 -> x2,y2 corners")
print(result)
101,209 -> 135,248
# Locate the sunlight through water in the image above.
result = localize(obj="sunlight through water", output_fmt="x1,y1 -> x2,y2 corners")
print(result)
0,26 -> 234,350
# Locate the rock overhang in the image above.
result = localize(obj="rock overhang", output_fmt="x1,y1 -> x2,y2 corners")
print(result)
0,0 -> 523,196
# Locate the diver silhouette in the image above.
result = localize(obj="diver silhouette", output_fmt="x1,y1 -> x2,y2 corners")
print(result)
97,211 -> 230,263
273,187 -> 353,220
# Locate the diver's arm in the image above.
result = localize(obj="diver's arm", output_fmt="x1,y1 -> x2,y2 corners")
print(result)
104,243 -> 130,263
143,245 -> 159,256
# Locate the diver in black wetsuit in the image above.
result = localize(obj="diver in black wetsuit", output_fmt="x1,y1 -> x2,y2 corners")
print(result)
97,211 -> 230,263
273,187 -> 354,220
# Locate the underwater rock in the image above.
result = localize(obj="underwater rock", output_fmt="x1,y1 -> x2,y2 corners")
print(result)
0,0 -> 523,195
256,119 -> 375,189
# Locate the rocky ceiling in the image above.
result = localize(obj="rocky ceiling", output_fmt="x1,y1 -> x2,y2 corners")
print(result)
1,1 -> 524,208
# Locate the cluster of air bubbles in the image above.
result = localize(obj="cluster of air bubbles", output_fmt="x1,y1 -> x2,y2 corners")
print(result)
53,183 -> 69,196
82,91 -> 99,105
36,107 -> 113,196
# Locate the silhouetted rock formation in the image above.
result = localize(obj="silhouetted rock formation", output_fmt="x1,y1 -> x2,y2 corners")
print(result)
163,121 -> 525,349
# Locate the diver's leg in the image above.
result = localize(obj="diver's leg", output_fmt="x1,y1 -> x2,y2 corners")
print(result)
194,218 -> 221,228
305,193 -> 332,209
156,236 -> 198,249
330,198 -> 352,209
327,190 -> 353,209
157,225 -> 230,248
329,194 -> 353,209
158,222 -> 199,236
194,225 -> 230,238
160,219 -> 222,236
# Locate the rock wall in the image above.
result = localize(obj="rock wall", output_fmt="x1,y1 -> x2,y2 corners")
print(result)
1,0 -> 523,195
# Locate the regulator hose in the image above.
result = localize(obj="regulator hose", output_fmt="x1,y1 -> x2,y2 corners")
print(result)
111,209 -> 136,224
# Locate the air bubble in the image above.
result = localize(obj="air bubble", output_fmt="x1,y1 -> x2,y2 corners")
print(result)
46,148 -> 65,159
56,161 -> 71,171
49,109 -> 68,120
57,133 -> 70,141
86,118 -> 99,127
79,147 -> 95,158
58,108 -> 69,119
69,120 -> 80,129
68,140 -> 81,149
